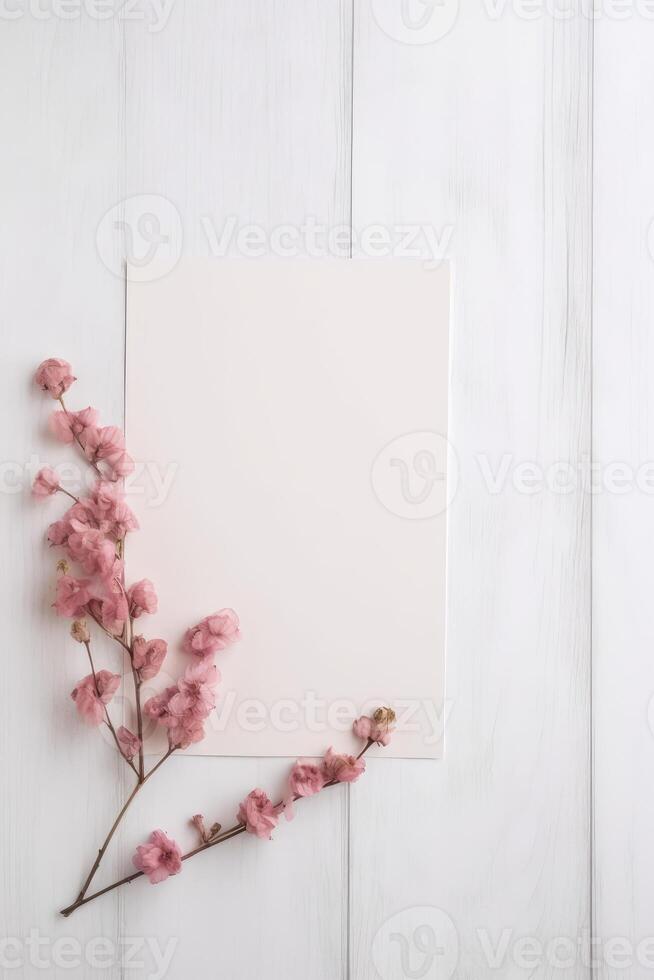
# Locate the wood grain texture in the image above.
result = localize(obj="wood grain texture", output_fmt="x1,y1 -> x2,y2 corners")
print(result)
349,4 -> 592,977
0,10 -> 125,978
1,2 -> 618,979
593,15 -> 654,980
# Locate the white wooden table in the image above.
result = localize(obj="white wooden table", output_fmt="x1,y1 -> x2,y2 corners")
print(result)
1,2 -> 651,977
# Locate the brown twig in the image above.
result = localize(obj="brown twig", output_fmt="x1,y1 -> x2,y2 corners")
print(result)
84,639 -> 138,777
87,607 -> 131,654
130,665 -> 145,781
62,746 -> 175,913
126,614 -> 145,781
59,741 -> 373,917
57,486 -> 80,504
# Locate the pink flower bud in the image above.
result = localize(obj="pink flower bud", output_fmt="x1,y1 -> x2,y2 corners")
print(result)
32,467 -> 60,498
127,579 -> 158,618
116,726 -> 141,761
34,358 -> 75,399
132,636 -> 167,680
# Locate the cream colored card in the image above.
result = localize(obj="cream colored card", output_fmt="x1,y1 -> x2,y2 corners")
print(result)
126,260 -> 450,758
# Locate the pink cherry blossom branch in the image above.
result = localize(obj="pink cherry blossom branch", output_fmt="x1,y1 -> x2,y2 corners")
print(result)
53,374 -> 147,783
33,360 -> 183,904
34,359 -> 392,922
59,739 -> 376,917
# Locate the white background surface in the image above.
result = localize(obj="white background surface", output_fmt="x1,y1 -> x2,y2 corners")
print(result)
1,1 -> 649,978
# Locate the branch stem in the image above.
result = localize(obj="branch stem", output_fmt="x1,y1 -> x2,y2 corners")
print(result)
57,487 -> 80,504
87,608 -> 131,654
84,640 -> 138,777
127,616 -> 145,781
63,745 -> 175,912
59,742 -> 372,917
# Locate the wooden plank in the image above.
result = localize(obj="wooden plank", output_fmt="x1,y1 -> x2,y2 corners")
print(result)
0,11 -> 125,977
593,16 -> 654,980
349,4 -> 592,976
119,3 -> 353,977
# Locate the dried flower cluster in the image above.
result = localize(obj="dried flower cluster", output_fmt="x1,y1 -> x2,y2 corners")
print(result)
33,357 -> 395,916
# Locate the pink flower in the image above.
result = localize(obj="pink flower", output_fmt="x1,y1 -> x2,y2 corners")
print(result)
127,579 -> 157,618
132,636 -> 167,680
106,499 -> 139,537
322,747 -> 366,784
107,450 -> 134,480
88,480 -> 121,515
46,502 -> 89,548
49,406 -> 99,445
143,662 -> 218,750
88,592 -> 129,635
66,525 -> 116,576
168,660 -> 219,721
352,717 -> 373,741
353,707 -> 395,747
132,830 -> 182,884
47,490 -> 137,550
237,789 -> 280,840
183,609 -> 240,659
47,518 -> 70,547
166,715 -> 205,750
143,686 -> 177,724
34,358 -> 75,398
289,760 -> 326,798
84,427 -> 134,482
87,482 -> 138,538
70,670 -> 120,725
53,574 -> 90,617
84,425 -> 125,463
116,726 -> 141,761
32,467 -> 60,498
53,484 -> 138,542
